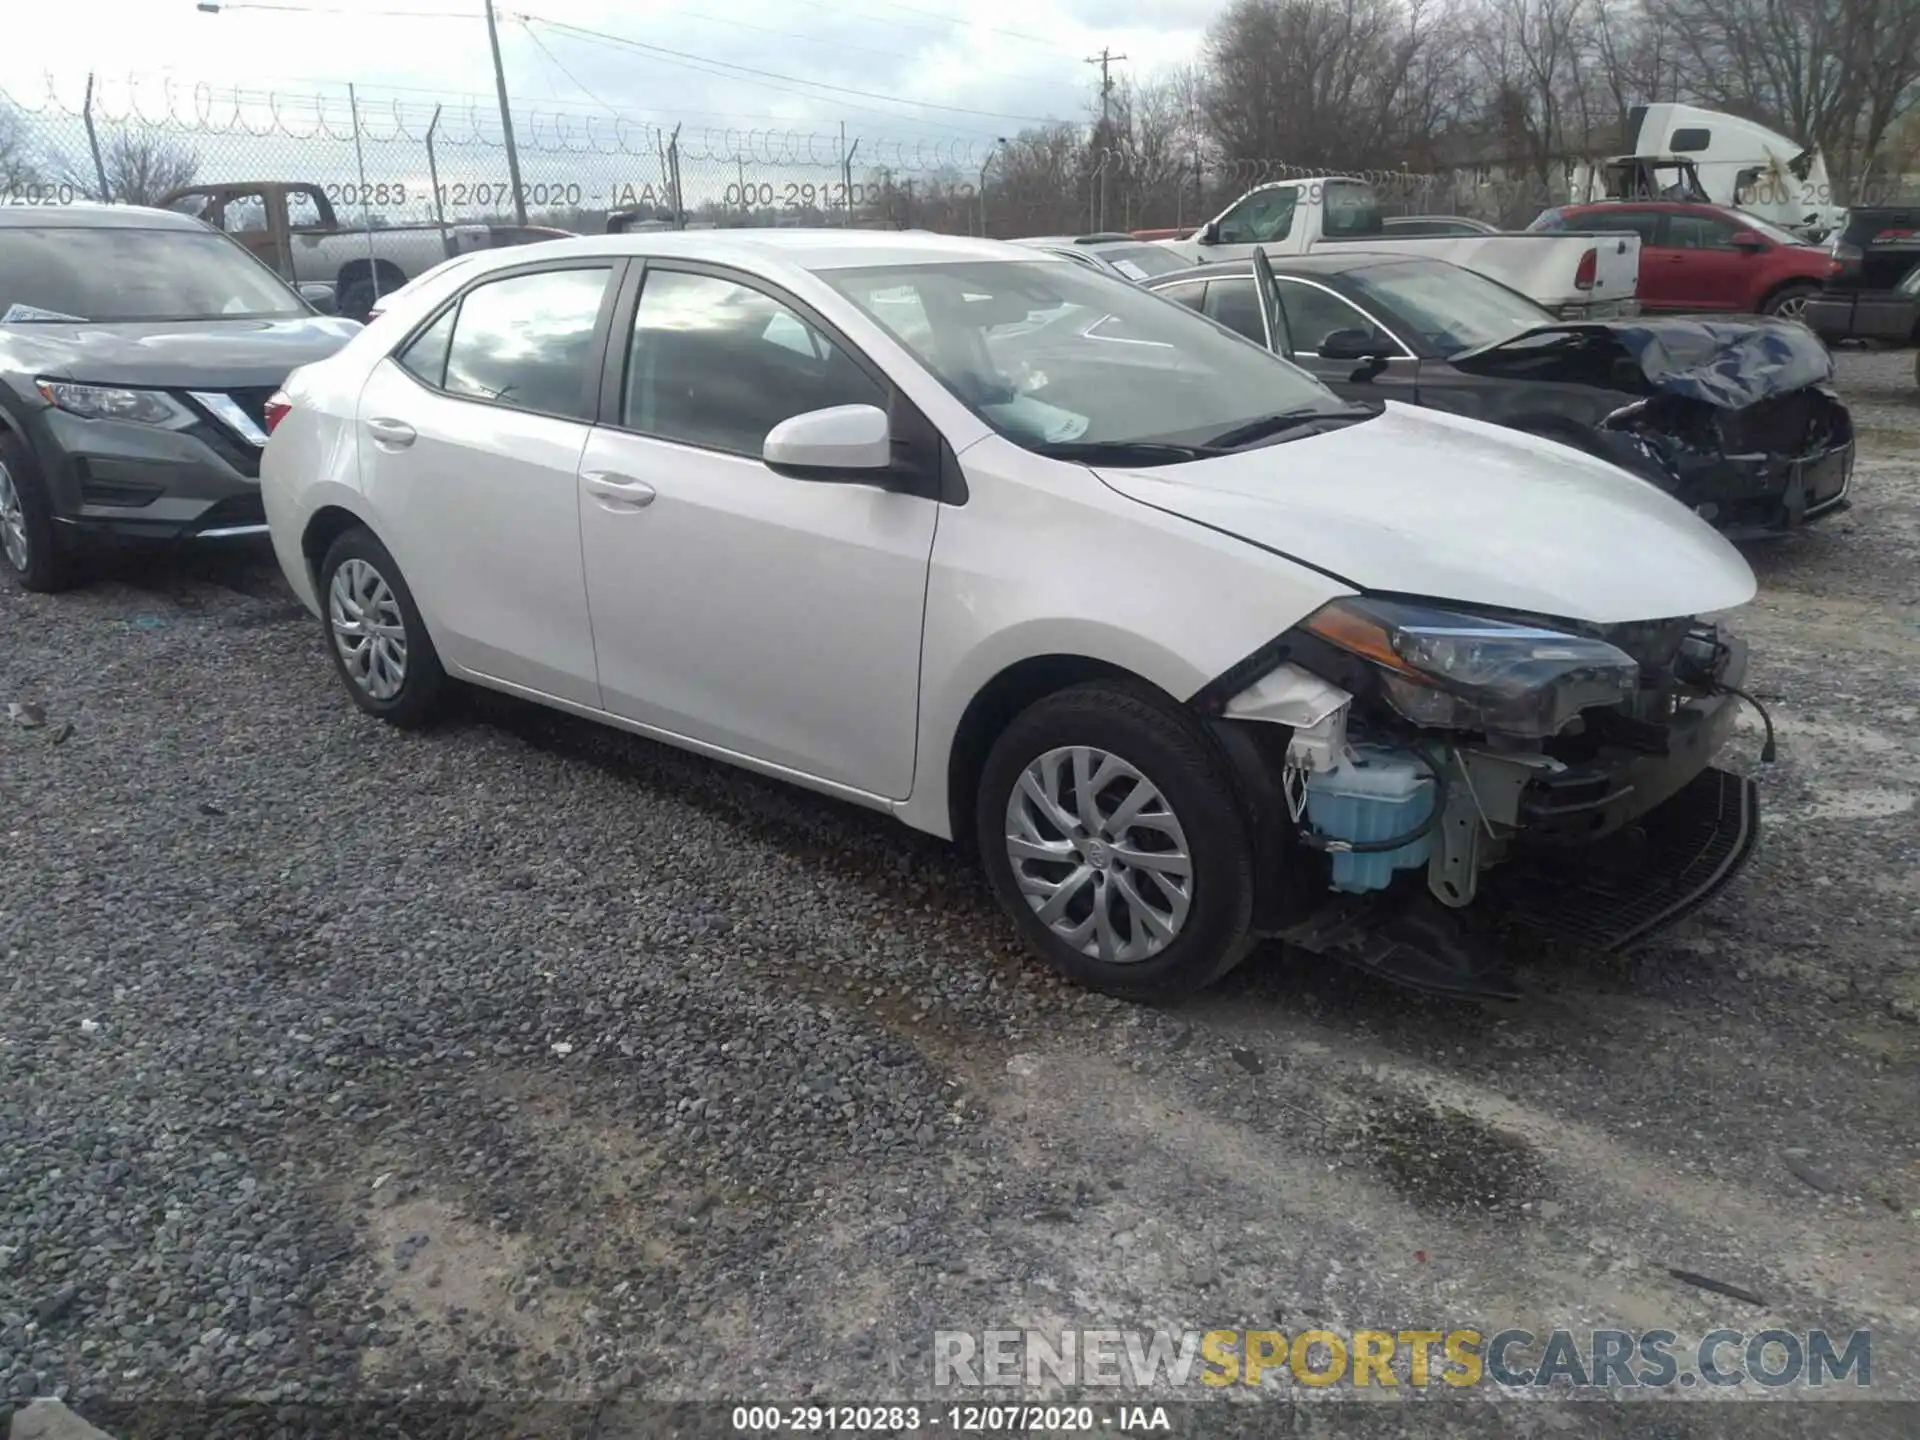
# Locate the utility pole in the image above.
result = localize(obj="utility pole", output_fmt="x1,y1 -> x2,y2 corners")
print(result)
1084,47 -> 1126,232
484,0 -> 528,225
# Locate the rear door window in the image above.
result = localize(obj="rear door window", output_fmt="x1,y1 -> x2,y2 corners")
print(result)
441,267 -> 612,420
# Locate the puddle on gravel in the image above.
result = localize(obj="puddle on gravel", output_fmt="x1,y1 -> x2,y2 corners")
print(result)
1339,1096 -> 1549,1215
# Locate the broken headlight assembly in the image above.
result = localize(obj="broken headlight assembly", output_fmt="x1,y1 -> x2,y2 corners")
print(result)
1297,597 -> 1640,739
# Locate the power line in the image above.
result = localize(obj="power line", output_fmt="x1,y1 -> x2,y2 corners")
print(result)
518,14 -> 1067,125
533,1 -> 1086,94
528,24 -> 1018,138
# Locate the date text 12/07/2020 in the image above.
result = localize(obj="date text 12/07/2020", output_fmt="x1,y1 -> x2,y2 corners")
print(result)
311,179 -> 980,212
730,1405 -> 1173,1432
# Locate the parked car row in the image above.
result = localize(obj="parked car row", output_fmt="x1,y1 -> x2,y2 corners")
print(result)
1,206 -> 1793,1003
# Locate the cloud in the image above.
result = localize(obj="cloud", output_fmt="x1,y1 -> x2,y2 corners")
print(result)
2,0 -> 1209,148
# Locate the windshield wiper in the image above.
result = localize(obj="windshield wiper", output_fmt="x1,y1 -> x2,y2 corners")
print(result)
1203,405 -> 1379,451
1030,439 -> 1224,466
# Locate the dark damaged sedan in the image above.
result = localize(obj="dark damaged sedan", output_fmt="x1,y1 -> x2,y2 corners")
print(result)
0,204 -> 361,592
1146,253 -> 1855,540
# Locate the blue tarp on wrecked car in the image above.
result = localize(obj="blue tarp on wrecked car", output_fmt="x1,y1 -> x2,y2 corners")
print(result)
1593,316 -> 1834,408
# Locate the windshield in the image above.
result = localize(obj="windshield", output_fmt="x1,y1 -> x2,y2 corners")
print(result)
823,259 -> 1346,453
1093,244 -> 1195,281
1728,211 -> 1813,247
1343,259 -> 1552,356
0,226 -> 305,323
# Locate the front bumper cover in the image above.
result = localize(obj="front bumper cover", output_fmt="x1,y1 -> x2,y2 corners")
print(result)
33,406 -> 269,544
1597,430 -> 1855,541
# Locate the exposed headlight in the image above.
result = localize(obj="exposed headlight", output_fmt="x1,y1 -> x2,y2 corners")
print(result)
36,380 -> 194,428
1300,596 -> 1639,738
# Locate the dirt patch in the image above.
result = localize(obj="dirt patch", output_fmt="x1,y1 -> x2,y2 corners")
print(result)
358,1197 -> 585,1391
1337,1095 -> 1549,1214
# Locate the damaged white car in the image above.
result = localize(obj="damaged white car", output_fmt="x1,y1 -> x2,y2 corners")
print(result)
260,231 -> 1766,1000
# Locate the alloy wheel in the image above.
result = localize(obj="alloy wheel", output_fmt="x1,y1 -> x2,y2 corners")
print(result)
328,557 -> 409,700
1004,744 -> 1194,964
0,462 -> 28,574
1773,293 -> 1809,321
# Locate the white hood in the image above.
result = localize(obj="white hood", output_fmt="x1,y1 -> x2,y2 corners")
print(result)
1096,404 -> 1756,625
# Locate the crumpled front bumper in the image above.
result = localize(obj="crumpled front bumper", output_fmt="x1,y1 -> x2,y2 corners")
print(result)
1597,427 -> 1855,541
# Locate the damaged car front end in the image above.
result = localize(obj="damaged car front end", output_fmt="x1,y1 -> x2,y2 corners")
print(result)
1193,596 -> 1764,998
1457,317 -> 1855,540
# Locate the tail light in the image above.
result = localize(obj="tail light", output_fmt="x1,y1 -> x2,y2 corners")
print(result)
1573,247 -> 1598,291
262,390 -> 293,435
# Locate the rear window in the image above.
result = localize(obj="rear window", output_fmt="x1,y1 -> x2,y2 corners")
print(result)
1096,244 -> 1194,281
1321,181 -> 1384,238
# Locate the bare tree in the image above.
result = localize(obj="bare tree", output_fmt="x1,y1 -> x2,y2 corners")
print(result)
1664,0 -> 1920,188
70,130 -> 201,206
0,103 -> 42,196
1465,0 -> 1594,192
1202,0 -> 1452,170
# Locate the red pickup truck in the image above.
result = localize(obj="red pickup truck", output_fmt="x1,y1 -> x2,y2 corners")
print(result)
1528,201 -> 1833,319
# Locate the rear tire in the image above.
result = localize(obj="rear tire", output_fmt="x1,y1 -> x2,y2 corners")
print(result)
1762,284 -> 1817,321
337,279 -> 377,322
976,679 -> 1258,1001
0,432 -> 79,593
317,526 -> 449,728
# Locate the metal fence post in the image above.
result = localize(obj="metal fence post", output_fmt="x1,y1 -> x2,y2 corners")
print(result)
82,73 -> 112,203
667,124 -> 684,229
841,126 -> 858,226
348,84 -> 380,304
426,103 -> 450,255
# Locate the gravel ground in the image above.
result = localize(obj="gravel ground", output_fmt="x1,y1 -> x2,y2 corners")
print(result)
3,350 -> 1917,1436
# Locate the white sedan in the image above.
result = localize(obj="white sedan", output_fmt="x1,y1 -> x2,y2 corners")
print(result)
261,229 -> 1762,1000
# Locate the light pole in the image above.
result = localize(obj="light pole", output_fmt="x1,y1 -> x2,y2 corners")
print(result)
195,0 -> 527,225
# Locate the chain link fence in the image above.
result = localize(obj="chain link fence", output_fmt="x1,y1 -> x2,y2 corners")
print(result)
2,75 -> 1582,242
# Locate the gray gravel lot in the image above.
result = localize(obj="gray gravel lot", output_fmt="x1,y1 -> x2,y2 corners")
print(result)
3,350 -> 1917,1435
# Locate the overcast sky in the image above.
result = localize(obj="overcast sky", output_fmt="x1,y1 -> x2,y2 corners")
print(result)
2,0 -> 1216,149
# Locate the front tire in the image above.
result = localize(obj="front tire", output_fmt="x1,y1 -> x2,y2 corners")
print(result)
976,680 -> 1258,1001
0,433 -> 79,593
317,526 -> 449,728
1762,284 -> 1816,321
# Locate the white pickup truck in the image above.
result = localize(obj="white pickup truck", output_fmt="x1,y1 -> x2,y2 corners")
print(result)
1146,176 -> 1641,320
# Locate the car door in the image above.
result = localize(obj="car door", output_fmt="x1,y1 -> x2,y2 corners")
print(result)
574,263 -> 940,800
355,260 -> 619,708
1655,211 -> 1753,310
1205,275 -> 1419,403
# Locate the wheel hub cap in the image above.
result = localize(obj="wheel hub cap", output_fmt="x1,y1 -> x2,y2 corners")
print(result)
1005,745 -> 1193,964
328,557 -> 408,700
0,463 -> 29,574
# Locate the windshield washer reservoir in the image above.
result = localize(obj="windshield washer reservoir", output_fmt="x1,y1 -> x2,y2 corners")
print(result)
1304,745 -> 1437,892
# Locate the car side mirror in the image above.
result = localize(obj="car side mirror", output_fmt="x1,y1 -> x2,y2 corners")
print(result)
1317,328 -> 1386,360
1728,231 -> 1767,252
298,282 -> 338,315
763,404 -> 893,480
1200,220 -> 1221,246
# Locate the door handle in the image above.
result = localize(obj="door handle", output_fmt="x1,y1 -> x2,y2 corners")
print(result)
366,417 -> 416,448
582,471 -> 657,507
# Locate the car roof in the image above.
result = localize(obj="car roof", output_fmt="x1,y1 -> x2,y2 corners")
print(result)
1148,251 -> 1432,283
460,227 -> 1059,274
1012,234 -> 1149,248
0,202 -> 210,232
